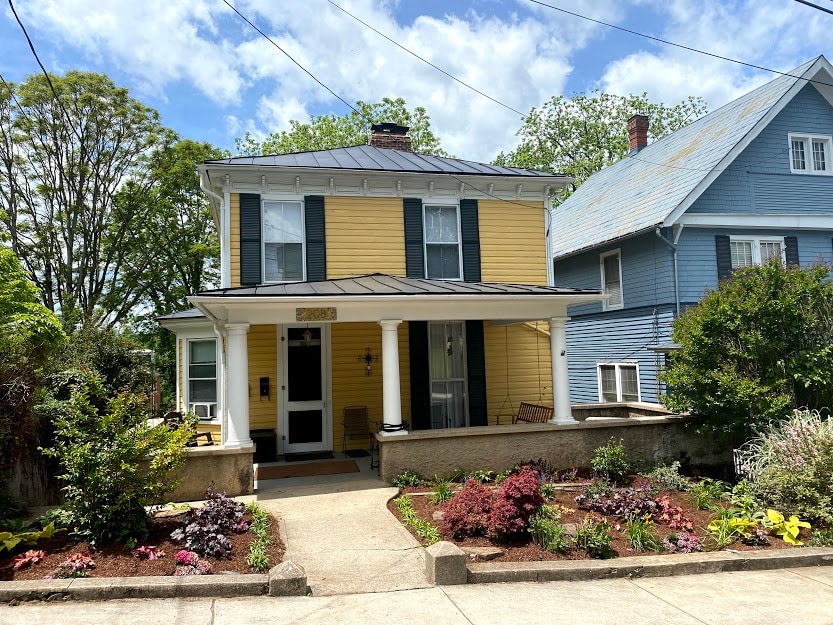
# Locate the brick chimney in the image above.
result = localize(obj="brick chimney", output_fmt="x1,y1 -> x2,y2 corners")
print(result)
369,122 -> 412,151
627,114 -> 649,155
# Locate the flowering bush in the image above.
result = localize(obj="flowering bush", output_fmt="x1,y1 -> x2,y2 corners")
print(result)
488,467 -> 545,537
175,549 -> 198,565
663,533 -> 703,553
441,480 -> 494,538
743,409 -> 833,525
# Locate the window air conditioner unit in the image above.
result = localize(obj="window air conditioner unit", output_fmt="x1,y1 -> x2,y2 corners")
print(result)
190,403 -> 216,421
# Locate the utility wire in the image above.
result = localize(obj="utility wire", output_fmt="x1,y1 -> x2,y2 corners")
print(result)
527,0 -> 833,90
325,0 -> 526,117
7,0 -> 81,142
793,0 -> 833,15
220,0 -> 360,115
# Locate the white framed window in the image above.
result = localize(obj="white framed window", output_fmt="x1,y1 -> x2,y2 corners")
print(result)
187,339 -> 217,420
600,249 -> 623,310
262,200 -> 305,282
788,133 -> 832,175
423,204 -> 462,280
597,363 -> 640,403
729,236 -> 785,269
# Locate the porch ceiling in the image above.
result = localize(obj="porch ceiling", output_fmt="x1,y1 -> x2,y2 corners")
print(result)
188,273 -> 605,324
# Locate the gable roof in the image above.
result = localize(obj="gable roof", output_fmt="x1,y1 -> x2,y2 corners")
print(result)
205,144 -> 559,178
552,55 -> 833,258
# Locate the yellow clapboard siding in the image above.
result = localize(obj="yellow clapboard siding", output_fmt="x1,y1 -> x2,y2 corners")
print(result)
229,193 -> 241,287
195,423 -> 221,443
484,321 -> 552,425
478,200 -> 548,285
247,324 -> 278,431
330,322 -> 411,451
325,197 -> 406,278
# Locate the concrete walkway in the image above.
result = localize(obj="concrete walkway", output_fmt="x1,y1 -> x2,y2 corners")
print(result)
254,457 -> 429,596
4,567 -> 833,624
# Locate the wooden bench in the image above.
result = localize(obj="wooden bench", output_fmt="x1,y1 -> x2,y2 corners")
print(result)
512,402 -> 554,424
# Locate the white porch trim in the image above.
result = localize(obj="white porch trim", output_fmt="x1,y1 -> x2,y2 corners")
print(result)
379,319 -> 407,435
225,322 -> 253,448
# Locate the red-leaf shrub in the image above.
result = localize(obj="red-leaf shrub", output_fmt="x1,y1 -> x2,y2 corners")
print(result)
488,467 -> 545,537
441,480 -> 495,537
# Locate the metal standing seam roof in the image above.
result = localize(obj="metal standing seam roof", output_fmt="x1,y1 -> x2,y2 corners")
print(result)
155,308 -> 208,321
204,144 -> 562,178
552,57 -> 824,258
191,273 -> 601,298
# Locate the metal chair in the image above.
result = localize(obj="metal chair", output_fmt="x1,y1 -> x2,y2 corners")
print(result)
342,405 -> 370,454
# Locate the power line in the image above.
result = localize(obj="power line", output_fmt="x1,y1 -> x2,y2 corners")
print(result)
7,0 -> 81,141
526,0 -> 833,90
219,0 -> 361,116
325,0 -> 526,117
793,0 -> 833,15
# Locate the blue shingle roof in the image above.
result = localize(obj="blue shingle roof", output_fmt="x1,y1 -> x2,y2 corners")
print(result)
552,56 -> 829,258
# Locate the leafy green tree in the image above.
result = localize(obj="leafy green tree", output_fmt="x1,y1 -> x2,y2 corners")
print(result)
495,91 -> 707,201
660,262 -> 833,441
236,97 -> 447,156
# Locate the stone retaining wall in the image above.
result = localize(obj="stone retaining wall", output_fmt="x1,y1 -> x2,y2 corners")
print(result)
376,416 -> 729,480
166,445 -> 254,501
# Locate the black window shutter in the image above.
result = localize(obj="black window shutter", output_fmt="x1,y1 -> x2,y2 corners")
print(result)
715,235 -> 732,281
784,236 -> 799,266
403,198 -> 425,278
408,321 -> 430,430
465,320 -> 488,426
239,193 -> 262,285
304,195 -> 326,281
460,199 -> 481,282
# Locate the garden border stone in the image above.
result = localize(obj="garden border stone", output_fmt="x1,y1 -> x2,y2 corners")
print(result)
0,560 -> 307,603
464,547 -> 833,584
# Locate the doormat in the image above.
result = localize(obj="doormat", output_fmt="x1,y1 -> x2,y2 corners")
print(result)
256,460 -> 359,481
345,449 -> 370,458
283,451 -> 335,462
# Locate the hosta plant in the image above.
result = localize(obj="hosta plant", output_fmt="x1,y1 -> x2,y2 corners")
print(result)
0,521 -> 55,553
762,509 -> 811,546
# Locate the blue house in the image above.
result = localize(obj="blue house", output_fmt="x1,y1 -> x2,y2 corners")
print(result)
553,55 -> 833,406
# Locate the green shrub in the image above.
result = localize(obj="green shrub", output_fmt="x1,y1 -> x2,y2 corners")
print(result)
643,461 -> 690,492
590,438 -> 630,484
390,470 -> 425,488
660,261 -> 833,440
689,478 -> 727,510
741,409 -> 833,526
540,483 -> 557,500
429,480 -> 455,505
573,515 -> 614,559
809,528 -> 833,547
42,373 -> 194,545
528,506 -> 570,554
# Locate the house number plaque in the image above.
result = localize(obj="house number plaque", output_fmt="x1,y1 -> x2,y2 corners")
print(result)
295,307 -> 337,322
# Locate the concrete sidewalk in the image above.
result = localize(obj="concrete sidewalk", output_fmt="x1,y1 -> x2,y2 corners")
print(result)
3,567 -> 833,625
254,458 -> 429,596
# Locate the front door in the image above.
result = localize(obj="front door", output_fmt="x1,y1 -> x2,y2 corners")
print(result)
428,322 -> 468,428
280,325 -> 330,454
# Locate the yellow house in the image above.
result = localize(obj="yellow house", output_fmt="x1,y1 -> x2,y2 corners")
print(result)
158,124 -> 604,461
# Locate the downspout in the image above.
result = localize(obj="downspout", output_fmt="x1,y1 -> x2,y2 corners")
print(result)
655,228 -> 680,317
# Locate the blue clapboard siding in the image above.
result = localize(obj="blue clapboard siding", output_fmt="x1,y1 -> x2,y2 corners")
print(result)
565,305 -> 676,404
554,231 -> 675,316
676,227 -> 833,303
689,83 -> 833,215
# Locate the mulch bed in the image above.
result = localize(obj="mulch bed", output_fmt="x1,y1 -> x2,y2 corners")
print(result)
0,510 -> 284,581
389,479 -> 798,563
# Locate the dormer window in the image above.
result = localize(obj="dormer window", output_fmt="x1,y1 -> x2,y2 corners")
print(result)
789,133 -> 832,174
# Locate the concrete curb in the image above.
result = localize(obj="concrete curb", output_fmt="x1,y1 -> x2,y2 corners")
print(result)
1,561 -> 307,603
465,547 -> 833,584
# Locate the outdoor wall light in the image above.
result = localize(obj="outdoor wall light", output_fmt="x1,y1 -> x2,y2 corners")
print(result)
357,347 -> 379,376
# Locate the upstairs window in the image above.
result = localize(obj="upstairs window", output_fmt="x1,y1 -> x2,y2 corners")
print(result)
600,249 -> 623,310
424,205 -> 461,280
729,236 -> 785,269
263,200 -> 304,282
188,339 -> 217,420
789,133 -> 832,174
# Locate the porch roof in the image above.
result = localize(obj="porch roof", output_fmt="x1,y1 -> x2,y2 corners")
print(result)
188,274 -> 605,325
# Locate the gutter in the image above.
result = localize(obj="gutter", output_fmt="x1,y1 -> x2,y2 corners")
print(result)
655,228 -> 680,317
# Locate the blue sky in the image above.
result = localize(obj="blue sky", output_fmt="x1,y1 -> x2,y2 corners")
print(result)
1,1 -> 832,161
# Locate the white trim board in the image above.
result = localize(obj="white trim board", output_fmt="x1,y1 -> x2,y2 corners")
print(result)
675,213 -> 833,230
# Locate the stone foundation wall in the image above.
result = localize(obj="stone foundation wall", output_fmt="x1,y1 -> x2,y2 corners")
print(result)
166,445 -> 255,502
376,416 -> 729,480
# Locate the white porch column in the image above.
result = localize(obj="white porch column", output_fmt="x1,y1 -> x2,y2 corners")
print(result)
548,316 -> 575,424
379,319 -> 406,435
225,322 -> 253,447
